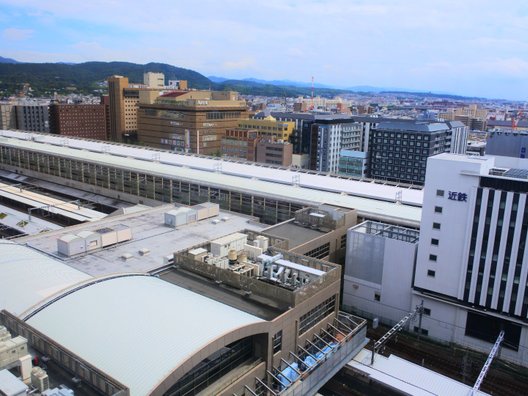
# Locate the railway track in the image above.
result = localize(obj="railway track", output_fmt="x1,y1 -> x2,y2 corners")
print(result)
366,325 -> 528,395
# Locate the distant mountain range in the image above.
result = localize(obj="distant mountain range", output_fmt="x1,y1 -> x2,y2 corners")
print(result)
0,56 -> 20,64
0,56 -> 480,99
208,75 -> 443,95
0,60 -> 212,96
209,75 -> 389,92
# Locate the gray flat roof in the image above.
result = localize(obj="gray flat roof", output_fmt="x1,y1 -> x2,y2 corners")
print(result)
19,205 -> 267,276
376,121 -> 449,132
263,221 -> 326,249
0,131 -> 423,226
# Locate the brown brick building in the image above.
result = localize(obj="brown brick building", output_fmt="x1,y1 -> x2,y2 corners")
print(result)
49,103 -> 107,140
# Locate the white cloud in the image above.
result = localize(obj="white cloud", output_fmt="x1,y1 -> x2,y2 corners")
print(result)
1,0 -> 528,98
222,57 -> 256,71
2,27 -> 33,40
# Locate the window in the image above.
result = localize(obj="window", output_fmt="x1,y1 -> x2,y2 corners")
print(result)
374,292 -> 380,301
272,330 -> 282,353
434,206 -> 443,214
427,270 -> 436,277
413,326 -> 429,336
423,308 -> 431,316
433,222 -> 441,230
436,189 -> 444,197
299,295 -> 336,334
305,242 -> 330,260
429,254 -> 437,262
431,238 -> 439,246
465,311 -> 521,351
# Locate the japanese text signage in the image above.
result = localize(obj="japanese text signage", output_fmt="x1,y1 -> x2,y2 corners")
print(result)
448,191 -> 467,202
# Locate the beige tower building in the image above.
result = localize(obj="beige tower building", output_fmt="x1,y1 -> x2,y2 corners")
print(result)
108,75 -> 166,142
144,72 -> 165,88
137,91 -> 249,155
0,104 -> 16,130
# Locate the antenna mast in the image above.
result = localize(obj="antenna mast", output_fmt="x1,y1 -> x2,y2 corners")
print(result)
311,76 -> 314,110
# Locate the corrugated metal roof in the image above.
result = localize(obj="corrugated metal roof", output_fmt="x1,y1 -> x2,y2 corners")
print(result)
0,131 -> 423,226
349,349 -> 489,396
0,241 -> 91,317
27,275 -> 264,396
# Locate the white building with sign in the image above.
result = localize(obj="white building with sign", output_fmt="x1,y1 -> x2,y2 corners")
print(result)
414,153 -> 528,365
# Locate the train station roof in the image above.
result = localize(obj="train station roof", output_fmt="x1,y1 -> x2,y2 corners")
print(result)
0,131 -> 423,226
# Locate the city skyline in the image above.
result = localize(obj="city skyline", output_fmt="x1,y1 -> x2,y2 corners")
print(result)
1,0 -> 528,101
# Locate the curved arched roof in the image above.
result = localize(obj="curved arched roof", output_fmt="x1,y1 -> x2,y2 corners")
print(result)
26,275 -> 264,396
0,241 -> 91,317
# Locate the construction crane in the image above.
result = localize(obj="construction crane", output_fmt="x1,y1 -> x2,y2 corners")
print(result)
512,111 -> 523,130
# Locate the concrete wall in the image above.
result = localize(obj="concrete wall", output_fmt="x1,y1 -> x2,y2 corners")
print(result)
343,226 -> 417,324
411,294 -> 528,367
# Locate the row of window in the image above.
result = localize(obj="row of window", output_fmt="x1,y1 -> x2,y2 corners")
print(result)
372,165 -> 425,174
372,147 -> 431,155
374,132 -> 432,140
298,295 -> 336,334
373,138 -> 431,148
305,242 -> 330,260
206,111 -> 242,120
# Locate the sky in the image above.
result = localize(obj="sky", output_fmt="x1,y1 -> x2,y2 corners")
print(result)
1,0 -> 528,100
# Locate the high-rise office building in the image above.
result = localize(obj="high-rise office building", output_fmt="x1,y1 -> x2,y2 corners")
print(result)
107,75 -> 165,142
107,75 -> 132,142
311,117 -> 362,173
445,120 -> 468,154
137,90 -> 248,155
414,153 -> 528,364
14,104 -> 49,132
368,121 -> 453,185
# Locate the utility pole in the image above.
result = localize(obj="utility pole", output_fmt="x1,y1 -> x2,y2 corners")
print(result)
371,302 -> 424,365
470,330 -> 504,395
